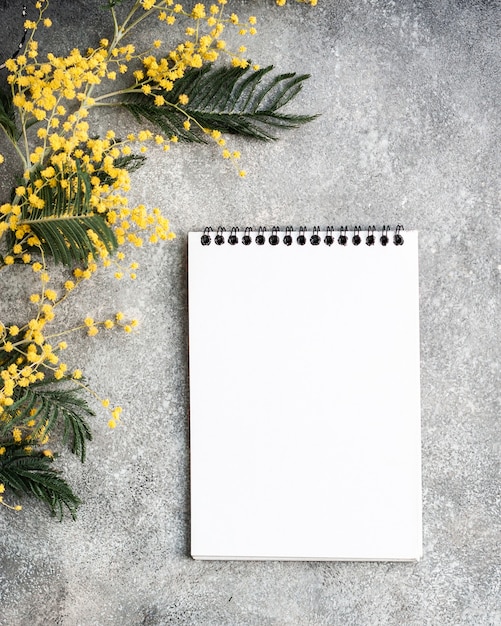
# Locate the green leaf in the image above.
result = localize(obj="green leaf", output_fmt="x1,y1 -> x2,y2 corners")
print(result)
17,162 -> 118,266
3,379 -> 94,462
0,448 -> 81,520
96,153 -> 146,187
0,87 -> 20,143
121,64 -> 318,142
0,348 -> 19,371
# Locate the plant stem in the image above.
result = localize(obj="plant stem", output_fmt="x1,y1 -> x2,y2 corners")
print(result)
121,9 -> 156,37
44,325 -> 87,341
19,110 -> 31,166
119,2 -> 143,35
0,124 -> 29,170
92,87 -> 142,103
110,5 -> 119,38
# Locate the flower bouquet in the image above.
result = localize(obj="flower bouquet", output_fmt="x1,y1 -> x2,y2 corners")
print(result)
0,0 -> 315,518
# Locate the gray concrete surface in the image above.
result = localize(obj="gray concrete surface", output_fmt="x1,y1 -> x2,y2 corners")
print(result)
0,0 -> 500,624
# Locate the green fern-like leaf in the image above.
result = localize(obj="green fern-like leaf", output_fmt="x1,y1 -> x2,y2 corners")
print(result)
121,64 -> 317,142
0,87 -> 20,143
0,346 -> 19,371
2,379 -> 94,462
96,153 -> 146,187
0,447 -> 81,520
16,162 -> 118,266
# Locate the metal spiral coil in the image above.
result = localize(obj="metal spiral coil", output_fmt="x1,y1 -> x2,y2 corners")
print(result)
199,225 -> 405,247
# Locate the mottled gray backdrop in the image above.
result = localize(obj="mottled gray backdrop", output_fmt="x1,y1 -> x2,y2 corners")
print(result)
0,0 -> 499,625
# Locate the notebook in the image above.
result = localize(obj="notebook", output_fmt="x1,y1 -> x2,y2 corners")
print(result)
188,226 -> 422,561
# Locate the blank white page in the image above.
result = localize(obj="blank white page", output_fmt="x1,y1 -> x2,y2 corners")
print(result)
188,229 -> 422,561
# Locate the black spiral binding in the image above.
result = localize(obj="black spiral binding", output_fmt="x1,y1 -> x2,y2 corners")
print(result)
269,227 -> 280,246
310,227 -> 321,246
380,225 -> 390,246
324,226 -> 334,247
394,225 -> 404,246
366,225 -> 376,246
256,227 -> 266,246
228,227 -> 239,245
352,226 -> 362,246
199,226 -> 405,246
201,226 -> 212,246
338,227 -> 348,246
297,226 -> 307,246
215,226 -> 226,245
242,227 -> 252,246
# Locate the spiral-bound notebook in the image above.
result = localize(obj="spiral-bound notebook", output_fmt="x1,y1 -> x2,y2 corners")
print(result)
188,226 -> 422,561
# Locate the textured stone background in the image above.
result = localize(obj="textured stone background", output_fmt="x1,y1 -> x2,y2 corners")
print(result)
0,1 -> 500,625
